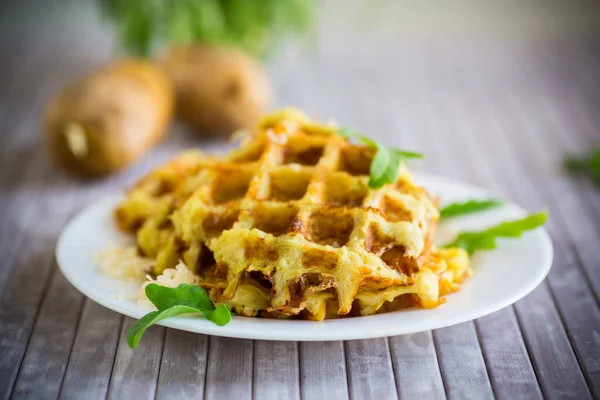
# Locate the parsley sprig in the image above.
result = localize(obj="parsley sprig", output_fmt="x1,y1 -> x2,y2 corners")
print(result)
444,210 -> 547,255
127,283 -> 231,348
338,127 -> 424,189
440,199 -> 504,220
565,145 -> 600,187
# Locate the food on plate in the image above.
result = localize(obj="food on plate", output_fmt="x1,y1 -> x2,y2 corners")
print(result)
443,211 -> 547,255
439,199 -> 503,219
113,108 -> 473,321
45,59 -> 173,177
127,283 -> 231,348
161,44 -> 272,136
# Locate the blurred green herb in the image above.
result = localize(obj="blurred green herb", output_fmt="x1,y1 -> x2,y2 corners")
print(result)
565,146 -> 600,187
444,210 -> 547,255
127,283 -> 231,348
440,199 -> 504,220
101,0 -> 316,58
339,127 -> 424,189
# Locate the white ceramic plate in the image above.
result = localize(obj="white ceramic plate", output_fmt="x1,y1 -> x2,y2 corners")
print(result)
56,173 -> 553,341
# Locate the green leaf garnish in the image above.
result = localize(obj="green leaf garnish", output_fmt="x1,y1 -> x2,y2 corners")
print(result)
127,283 -> 231,348
101,0 -> 316,58
339,127 -> 424,189
565,145 -> 600,187
444,210 -> 547,255
440,199 -> 504,219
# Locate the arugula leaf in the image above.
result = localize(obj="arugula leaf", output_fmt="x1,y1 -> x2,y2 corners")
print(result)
444,210 -> 547,255
565,145 -> 600,186
338,127 -> 424,189
201,304 -> 232,326
145,283 -> 214,311
368,146 -> 399,188
440,199 -> 504,219
369,143 -> 391,182
127,283 -> 231,348
391,149 -> 425,159
338,127 -> 359,138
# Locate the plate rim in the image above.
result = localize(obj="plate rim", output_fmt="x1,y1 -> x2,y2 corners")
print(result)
56,172 -> 554,341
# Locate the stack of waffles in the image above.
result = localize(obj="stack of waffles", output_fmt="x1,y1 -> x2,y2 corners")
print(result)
115,109 -> 471,320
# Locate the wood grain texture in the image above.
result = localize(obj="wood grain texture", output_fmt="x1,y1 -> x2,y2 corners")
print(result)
475,310 -> 543,400
299,342 -> 349,399
253,341 -> 300,400
433,323 -> 494,399
155,330 -> 209,400
0,0 -> 599,398
106,318 -> 165,400
437,94 -> 596,399
11,269 -> 84,400
413,98 -> 541,400
204,337 -> 253,400
464,94 -> 600,398
514,280 -> 592,399
344,338 -> 398,400
0,188 -> 91,399
388,332 -> 445,400
59,302 -> 122,400
514,101 -> 600,396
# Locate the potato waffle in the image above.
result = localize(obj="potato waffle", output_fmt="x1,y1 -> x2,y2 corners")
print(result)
115,150 -> 217,263
115,108 -> 471,320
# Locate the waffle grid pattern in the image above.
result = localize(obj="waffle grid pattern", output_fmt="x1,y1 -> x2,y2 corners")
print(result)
116,110 -> 469,320
169,115 -> 442,318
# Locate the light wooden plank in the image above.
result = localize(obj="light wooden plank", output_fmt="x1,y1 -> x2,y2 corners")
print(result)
388,332 -> 445,400
0,152 -> 49,294
472,92 -> 598,400
526,94 -> 600,298
542,244 -> 600,397
475,309 -> 543,399
439,93 -> 595,398
0,257 -> 54,398
0,172 -> 135,399
0,137 -> 114,400
11,268 -> 84,399
253,341 -> 300,400
433,323 -> 494,399
155,329 -> 209,400
107,317 -> 165,400
204,337 -> 253,400
59,301 -> 121,400
299,342 -> 349,399
0,193 -> 83,398
481,94 -> 600,397
514,274 -> 592,399
0,87 -> 64,294
416,97 -> 522,399
344,338 -> 398,400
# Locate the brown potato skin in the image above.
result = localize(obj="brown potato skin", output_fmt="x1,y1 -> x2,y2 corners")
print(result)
45,59 -> 174,177
162,44 -> 272,136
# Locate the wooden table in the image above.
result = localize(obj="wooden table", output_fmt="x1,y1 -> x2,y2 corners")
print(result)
1,1 -> 599,398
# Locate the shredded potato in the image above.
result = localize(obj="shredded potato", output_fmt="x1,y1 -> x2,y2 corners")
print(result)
104,108 -> 472,320
95,246 -> 153,282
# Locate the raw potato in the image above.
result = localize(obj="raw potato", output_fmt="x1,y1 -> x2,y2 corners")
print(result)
45,59 -> 174,177
162,44 -> 272,136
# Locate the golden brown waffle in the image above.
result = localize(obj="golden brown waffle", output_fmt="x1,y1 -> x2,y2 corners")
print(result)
115,150 -> 217,263
115,108 -> 471,320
